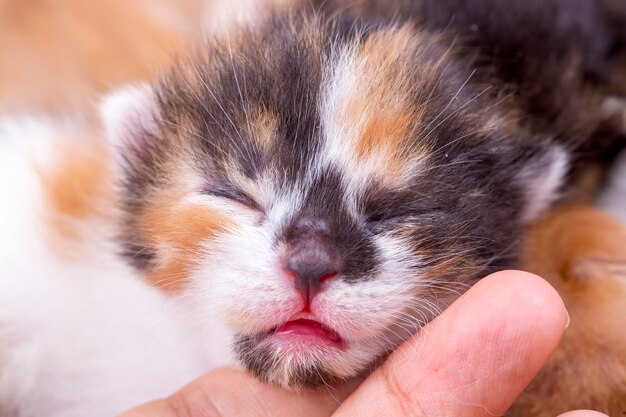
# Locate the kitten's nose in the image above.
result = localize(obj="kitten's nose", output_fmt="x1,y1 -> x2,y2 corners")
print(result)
283,240 -> 339,300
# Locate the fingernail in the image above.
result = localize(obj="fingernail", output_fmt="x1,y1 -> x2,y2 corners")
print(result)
564,308 -> 571,329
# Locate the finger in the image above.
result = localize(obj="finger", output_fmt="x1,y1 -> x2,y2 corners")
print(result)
558,412 -> 609,417
117,399 -> 179,417
334,270 -> 568,417
118,368 -> 356,417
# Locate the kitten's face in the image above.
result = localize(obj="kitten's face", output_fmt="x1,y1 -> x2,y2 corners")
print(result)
104,13 -> 566,388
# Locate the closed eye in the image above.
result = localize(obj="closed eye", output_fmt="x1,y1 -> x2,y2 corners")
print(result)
366,205 -> 444,225
202,183 -> 263,212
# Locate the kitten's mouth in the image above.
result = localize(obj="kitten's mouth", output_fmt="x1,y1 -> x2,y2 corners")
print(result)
270,318 -> 343,346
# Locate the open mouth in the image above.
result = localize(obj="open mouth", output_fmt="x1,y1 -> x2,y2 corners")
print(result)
273,318 -> 342,345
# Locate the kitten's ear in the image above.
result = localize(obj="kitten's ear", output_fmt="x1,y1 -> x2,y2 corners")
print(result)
100,84 -> 159,158
515,143 -> 569,223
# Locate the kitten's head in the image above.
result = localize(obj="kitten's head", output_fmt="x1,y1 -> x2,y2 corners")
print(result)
102,12 -> 567,388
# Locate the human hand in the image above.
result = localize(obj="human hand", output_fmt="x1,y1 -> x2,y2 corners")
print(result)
118,270 -> 607,417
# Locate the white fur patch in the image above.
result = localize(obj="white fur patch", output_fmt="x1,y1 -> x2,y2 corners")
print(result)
603,96 -> 626,133
100,84 -> 158,155
0,117 -> 228,417
518,144 -> 569,223
597,151 -> 626,225
318,44 -> 394,190
202,0 -> 294,36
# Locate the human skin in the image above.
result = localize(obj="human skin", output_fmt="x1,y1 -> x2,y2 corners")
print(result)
118,271 -> 608,417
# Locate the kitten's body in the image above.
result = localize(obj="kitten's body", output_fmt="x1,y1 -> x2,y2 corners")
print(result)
1,0 -> 625,416
512,204 -> 626,417
0,119 -> 221,417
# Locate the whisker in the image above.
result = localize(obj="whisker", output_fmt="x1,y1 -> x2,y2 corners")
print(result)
421,69 -> 476,133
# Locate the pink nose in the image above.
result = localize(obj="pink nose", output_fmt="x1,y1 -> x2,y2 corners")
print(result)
283,241 -> 339,302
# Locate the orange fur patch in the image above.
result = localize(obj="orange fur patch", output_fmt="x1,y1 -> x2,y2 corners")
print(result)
354,29 -> 420,165
140,190 -> 234,292
251,110 -> 278,150
327,27 -> 431,184
509,205 -> 626,417
39,129 -> 115,252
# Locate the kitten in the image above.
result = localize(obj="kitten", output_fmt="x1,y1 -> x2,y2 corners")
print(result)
510,204 -> 626,417
1,1 -> 625,416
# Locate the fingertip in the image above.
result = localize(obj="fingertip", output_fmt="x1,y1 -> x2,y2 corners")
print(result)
116,399 -> 180,417
477,269 -> 569,331
480,269 -> 558,300
339,269 -> 572,417
558,411 -> 610,417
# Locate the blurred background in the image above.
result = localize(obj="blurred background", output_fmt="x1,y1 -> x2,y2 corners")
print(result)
0,0 -> 293,113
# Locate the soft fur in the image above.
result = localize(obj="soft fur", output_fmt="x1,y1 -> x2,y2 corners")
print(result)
510,204 -> 626,417
0,118 -> 218,417
1,0 -> 625,416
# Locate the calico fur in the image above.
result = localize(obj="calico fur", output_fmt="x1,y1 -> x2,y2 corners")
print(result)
0,118 -> 221,417
1,0 -> 625,415
103,3 -> 614,389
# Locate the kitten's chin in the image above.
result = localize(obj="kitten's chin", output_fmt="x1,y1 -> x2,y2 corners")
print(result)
233,322 -> 357,389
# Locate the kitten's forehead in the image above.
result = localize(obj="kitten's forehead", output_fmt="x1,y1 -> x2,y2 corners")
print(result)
156,15 -> 470,197
156,18 -> 322,184
319,26 -> 434,187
